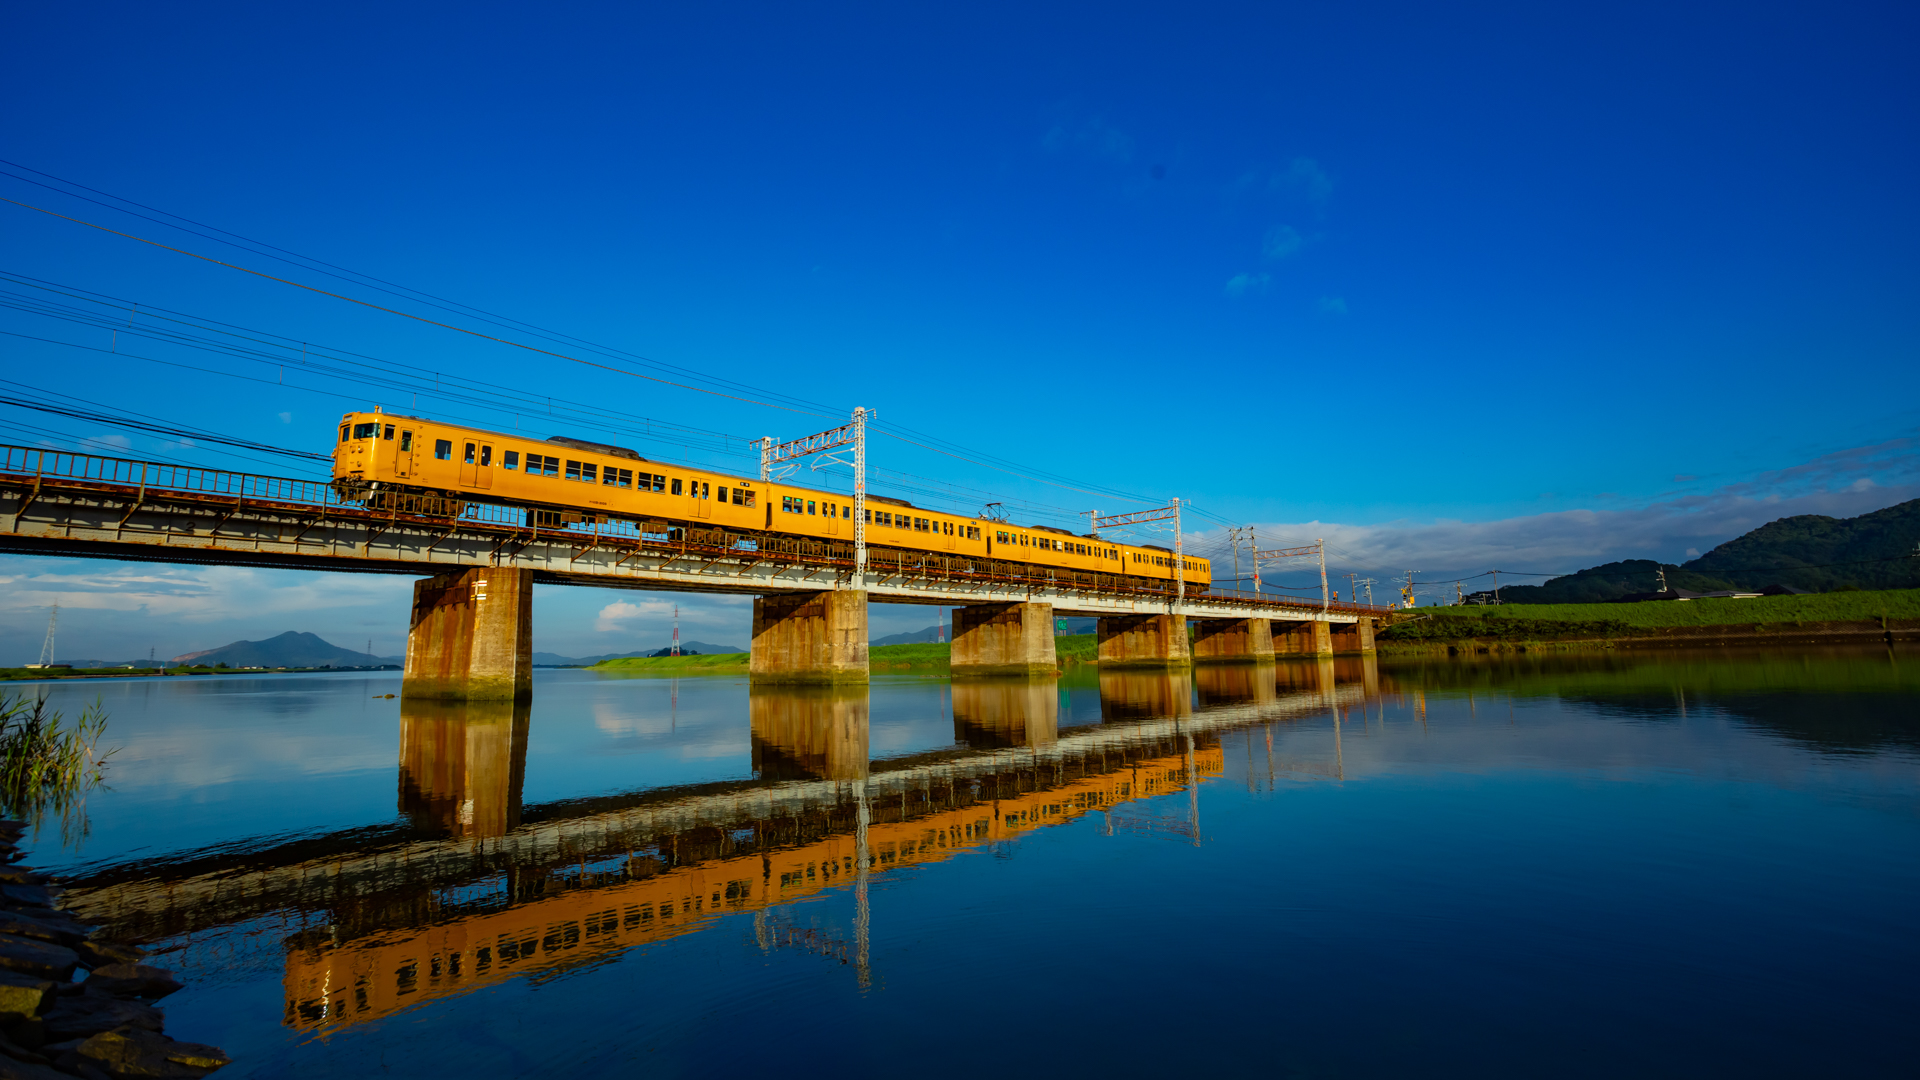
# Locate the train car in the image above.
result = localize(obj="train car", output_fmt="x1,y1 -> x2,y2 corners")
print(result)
330,409 -> 1209,588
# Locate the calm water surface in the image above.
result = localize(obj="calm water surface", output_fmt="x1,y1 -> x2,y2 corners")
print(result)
15,649 -> 1919,1078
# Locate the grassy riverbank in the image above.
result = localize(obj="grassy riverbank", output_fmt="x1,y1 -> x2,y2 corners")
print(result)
594,634 -> 1103,677
1379,588 -> 1920,653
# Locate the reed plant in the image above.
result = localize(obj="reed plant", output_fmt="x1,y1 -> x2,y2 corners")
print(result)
0,694 -> 114,844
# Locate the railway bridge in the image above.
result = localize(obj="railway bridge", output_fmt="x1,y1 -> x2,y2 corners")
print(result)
0,443 -> 1389,695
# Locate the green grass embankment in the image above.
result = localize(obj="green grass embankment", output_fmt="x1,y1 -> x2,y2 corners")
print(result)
1379,588 -> 1920,654
594,652 -> 751,676
593,634 -> 1104,677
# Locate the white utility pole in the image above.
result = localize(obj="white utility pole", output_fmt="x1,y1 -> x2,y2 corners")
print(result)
759,437 -> 775,482
852,406 -> 867,589
1173,498 -> 1185,607
1318,538 -> 1329,612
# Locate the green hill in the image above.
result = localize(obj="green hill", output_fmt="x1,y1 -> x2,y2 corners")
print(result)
1497,498 -> 1920,603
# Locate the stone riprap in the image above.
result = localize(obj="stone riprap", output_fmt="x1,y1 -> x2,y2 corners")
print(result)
0,820 -> 228,1080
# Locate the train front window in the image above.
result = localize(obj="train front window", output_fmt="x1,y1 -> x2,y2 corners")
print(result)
400,431 -> 413,452
435,440 -> 453,461
502,450 -> 517,470
338,426 -> 348,443
353,423 -> 378,440
383,425 -> 395,441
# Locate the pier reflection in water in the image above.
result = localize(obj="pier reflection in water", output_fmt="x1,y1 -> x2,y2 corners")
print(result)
397,699 -> 530,839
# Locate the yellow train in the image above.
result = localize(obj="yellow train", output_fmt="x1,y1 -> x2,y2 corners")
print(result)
331,409 -> 1210,587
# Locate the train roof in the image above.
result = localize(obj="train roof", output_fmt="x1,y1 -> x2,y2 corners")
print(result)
546,435 -> 647,462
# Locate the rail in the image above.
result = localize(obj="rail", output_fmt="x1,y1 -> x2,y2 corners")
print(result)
0,444 -> 1396,616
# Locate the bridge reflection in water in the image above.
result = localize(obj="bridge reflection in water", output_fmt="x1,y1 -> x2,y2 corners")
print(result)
62,657 -> 1380,1036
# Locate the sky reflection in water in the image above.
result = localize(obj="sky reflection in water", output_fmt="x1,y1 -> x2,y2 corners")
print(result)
21,649 -> 1920,1078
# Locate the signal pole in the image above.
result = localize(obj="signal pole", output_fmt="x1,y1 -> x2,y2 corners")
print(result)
671,604 -> 681,657
1343,572 -> 1358,604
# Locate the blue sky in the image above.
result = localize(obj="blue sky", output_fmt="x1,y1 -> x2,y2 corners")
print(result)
2,1 -> 1916,660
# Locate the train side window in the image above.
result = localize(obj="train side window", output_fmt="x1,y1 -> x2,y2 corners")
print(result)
383,425 -> 395,440
672,479 -> 683,495
465,443 -> 477,465
480,445 -> 492,467
565,460 -> 581,481
606,468 -> 632,488
339,425 -> 348,443
435,439 -> 453,461
807,500 -> 816,515
400,431 -> 413,452
582,463 -> 598,483
502,450 -> 518,470
743,490 -> 755,508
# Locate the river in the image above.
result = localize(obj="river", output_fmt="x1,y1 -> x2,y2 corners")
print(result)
11,647 -> 1917,1077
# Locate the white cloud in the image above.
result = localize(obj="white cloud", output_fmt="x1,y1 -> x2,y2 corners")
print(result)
1224,435 -> 1920,577
1282,157 -> 1334,203
1263,225 -> 1303,260
595,598 -> 673,632
278,412 -> 293,424
1225,272 -> 1271,298
1041,116 -> 1134,163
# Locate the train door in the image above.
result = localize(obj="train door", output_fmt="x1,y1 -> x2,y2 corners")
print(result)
826,502 -> 838,536
943,521 -> 955,551
460,442 -> 494,489
393,428 -> 413,478
692,481 -> 711,519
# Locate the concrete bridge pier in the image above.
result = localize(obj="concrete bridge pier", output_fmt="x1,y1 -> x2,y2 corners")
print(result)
1097,613 -> 1192,667
403,567 -> 534,701
397,698 -> 530,839
1191,618 -> 1275,662
750,685 -> 870,781
1330,617 -> 1376,655
952,679 -> 1059,749
1272,619 -> 1333,658
950,602 -> 1058,677
749,591 -> 870,683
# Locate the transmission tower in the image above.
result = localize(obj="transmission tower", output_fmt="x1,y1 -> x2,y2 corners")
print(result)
36,603 -> 58,667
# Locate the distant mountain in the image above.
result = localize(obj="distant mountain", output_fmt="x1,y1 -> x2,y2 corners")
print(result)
171,632 -> 401,668
1497,499 -> 1920,603
872,625 -> 944,646
1684,498 -> 1920,592
533,641 -> 745,666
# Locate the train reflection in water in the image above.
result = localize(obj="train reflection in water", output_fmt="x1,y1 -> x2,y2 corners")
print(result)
63,657 -> 1379,1037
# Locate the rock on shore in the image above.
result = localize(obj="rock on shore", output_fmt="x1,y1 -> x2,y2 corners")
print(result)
0,821 -> 228,1079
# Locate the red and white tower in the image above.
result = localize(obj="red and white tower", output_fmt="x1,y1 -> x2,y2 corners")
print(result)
671,604 -> 681,656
